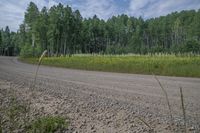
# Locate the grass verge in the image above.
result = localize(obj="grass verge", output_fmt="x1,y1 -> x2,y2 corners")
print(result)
20,54 -> 200,77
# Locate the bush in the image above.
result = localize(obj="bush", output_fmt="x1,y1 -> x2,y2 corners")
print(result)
20,44 -> 42,57
106,45 -> 128,54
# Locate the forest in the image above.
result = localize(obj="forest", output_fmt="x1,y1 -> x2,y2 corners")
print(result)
0,2 -> 200,57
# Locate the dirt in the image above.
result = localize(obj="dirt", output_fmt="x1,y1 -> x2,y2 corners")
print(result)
0,56 -> 200,132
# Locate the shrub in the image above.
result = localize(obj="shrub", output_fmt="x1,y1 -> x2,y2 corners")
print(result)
20,44 -> 42,57
106,45 -> 128,54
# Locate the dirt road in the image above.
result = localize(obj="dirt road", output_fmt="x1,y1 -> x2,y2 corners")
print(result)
0,56 -> 200,132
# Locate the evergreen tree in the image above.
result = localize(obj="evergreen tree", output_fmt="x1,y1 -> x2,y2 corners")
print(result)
2,2 -> 200,57
0,30 -> 2,55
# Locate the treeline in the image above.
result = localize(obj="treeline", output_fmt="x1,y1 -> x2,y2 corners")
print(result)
0,27 -> 19,56
1,2 -> 200,57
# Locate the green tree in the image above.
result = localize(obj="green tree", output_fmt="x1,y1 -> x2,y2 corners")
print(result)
25,2 -> 39,29
36,7 -> 49,52
4,26 -> 11,55
3,2 -> 200,56
24,2 -> 39,56
0,30 -> 2,55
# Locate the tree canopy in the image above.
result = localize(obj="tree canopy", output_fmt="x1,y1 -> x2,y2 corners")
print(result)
0,2 -> 200,56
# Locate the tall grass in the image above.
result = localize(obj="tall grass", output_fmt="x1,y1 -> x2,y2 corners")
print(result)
20,54 -> 200,77
32,50 -> 47,89
154,75 -> 190,132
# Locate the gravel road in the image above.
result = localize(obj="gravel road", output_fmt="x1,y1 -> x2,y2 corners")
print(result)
0,56 -> 200,132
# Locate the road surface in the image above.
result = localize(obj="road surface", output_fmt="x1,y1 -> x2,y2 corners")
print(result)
0,56 -> 200,132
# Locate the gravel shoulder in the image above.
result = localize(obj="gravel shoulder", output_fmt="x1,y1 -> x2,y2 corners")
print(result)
0,56 -> 200,132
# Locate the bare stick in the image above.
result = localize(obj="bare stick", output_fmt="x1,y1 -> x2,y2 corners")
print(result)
180,87 -> 187,133
135,116 -> 152,130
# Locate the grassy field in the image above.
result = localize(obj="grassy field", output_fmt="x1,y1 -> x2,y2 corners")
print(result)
20,54 -> 200,78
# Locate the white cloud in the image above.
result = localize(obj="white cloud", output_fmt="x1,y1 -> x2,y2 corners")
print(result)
129,0 -> 150,11
48,0 -> 58,8
0,0 -> 58,31
1,0 -> 200,31
72,0 -> 118,20
127,0 -> 200,18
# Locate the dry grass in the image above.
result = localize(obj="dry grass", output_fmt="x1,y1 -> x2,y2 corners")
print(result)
135,116 -> 153,132
153,75 -> 192,132
180,87 -> 187,133
32,50 -> 47,89
153,74 -> 174,128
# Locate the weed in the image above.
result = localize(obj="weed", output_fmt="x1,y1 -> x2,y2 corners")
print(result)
135,116 -> 153,132
180,87 -> 187,133
7,98 -> 27,132
0,84 -> 27,132
28,116 -> 68,133
153,74 -> 174,128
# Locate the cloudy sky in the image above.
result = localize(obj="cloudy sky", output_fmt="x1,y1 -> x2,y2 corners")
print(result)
0,0 -> 200,31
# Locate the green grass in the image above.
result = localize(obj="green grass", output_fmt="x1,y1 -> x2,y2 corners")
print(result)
20,54 -> 200,77
28,116 -> 68,133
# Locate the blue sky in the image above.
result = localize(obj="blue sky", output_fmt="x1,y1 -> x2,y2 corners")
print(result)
0,0 -> 200,31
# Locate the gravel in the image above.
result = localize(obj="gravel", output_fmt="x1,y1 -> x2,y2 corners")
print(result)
0,56 -> 200,132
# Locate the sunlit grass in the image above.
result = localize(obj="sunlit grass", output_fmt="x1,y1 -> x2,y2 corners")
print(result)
20,54 -> 200,77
